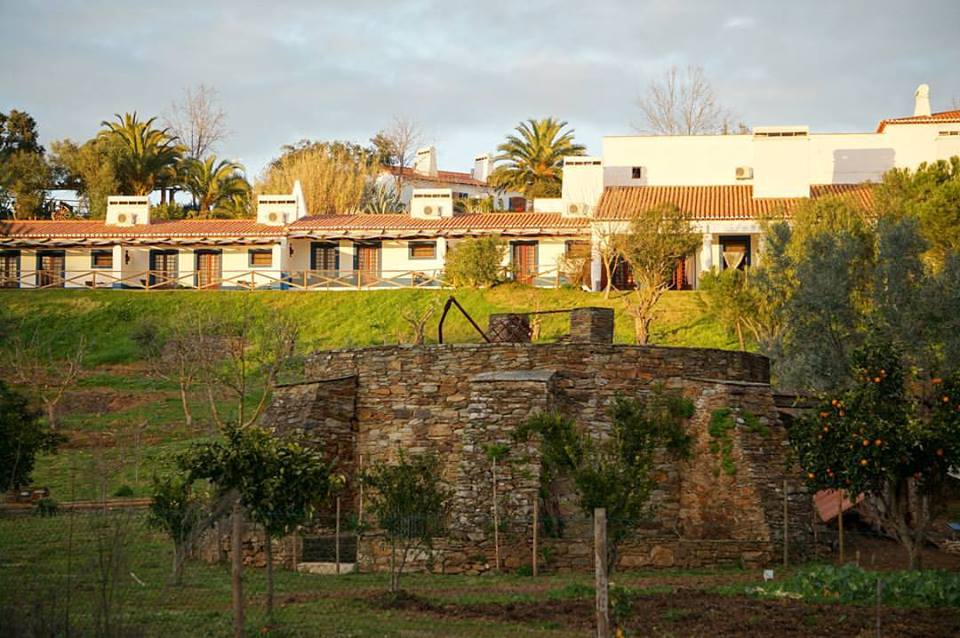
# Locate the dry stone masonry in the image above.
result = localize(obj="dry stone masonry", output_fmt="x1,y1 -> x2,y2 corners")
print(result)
261,307 -> 813,573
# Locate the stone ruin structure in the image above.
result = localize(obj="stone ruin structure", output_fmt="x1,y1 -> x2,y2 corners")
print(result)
260,307 -> 814,574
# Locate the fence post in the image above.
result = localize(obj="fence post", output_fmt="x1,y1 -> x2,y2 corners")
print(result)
532,498 -> 538,577
231,500 -> 245,638
838,489 -> 845,564
876,577 -> 883,638
335,496 -> 341,575
594,507 -> 610,638
783,478 -> 789,567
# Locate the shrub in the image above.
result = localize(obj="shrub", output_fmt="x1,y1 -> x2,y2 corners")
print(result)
113,485 -> 134,498
444,236 -> 507,288
750,564 -> 960,607
35,497 -> 59,516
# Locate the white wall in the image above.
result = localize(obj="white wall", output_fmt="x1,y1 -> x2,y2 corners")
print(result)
600,124 -> 959,196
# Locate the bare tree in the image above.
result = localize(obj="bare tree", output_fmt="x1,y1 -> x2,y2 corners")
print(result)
134,312 -> 220,429
2,327 -> 87,428
200,304 -> 300,430
594,225 -> 624,299
616,204 -> 702,344
371,116 -> 423,196
166,84 -> 229,160
400,300 -> 438,344
634,65 -> 736,135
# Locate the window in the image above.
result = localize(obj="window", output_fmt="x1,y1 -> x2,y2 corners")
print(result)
409,241 -> 437,260
248,249 -> 273,267
91,250 -> 113,269
631,166 -> 644,179
311,242 -> 339,272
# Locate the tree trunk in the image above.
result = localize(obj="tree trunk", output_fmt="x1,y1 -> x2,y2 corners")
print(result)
231,501 -> 245,638
390,537 -> 397,593
735,321 -> 745,351
492,458 -> 500,572
265,535 -> 274,618
633,315 -> 650,345
179,383 -> 193,428
45,401 -> 57,430
172,542 -> 185,586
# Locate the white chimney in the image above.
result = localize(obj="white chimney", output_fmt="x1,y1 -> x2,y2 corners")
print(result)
472,153 -> 493,182
106,196 -> 150,226
914,84 -> 931,117
414,146 -> 438,177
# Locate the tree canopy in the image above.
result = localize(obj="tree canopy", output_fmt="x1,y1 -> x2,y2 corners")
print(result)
489,118 -> 585,199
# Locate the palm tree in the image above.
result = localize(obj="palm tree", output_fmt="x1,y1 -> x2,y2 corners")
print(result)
98,113 -> 183,196
181,155 -> 250,217
488,118 -> 586,201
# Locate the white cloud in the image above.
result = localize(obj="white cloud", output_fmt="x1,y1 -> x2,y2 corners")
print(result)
0,0 -> 958,175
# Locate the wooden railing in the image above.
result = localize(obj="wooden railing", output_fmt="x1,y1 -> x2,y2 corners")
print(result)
0,266 -> 574,291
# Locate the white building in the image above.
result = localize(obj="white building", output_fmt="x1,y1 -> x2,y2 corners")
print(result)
577,84 -> 960,289
377,146 -> 525,212
1,85 -> 957,293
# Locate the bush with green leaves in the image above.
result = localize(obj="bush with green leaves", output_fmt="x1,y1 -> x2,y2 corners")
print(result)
181,424 -> 329,613
516,388 -> 694,572
751,564 -> 960,607
790,339 -> 960,569
443,235 -> 507,288
361,452 -> 450,593
147,473 -> 209,585
0,380 -> 63,491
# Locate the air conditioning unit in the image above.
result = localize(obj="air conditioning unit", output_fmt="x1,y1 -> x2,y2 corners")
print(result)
735,166 -> 754,180
423,206 -> 434,215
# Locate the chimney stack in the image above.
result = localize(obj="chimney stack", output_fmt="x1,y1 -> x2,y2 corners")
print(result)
414,146 -> 438,177
914,84 -> 931,117
472,153 -> 493,182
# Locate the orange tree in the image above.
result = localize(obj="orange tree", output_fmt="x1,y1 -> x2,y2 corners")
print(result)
790,339 -> 960,569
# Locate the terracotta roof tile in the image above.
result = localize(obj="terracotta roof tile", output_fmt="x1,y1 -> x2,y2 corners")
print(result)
289,213 -> 588,237
594,184 -> 875,221
876,109 -> 960,132
386,166 -> 487,187
0,219 -> 282,238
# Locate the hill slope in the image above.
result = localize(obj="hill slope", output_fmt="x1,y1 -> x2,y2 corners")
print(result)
1,286 -> 741,499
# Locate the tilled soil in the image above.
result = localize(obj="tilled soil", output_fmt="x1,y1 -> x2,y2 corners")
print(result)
371,588 -> 960,637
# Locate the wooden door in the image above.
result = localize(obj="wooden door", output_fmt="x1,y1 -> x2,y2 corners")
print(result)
0,252 -> 19,288
670,258 -> 690,290
150,250 -> 178,288
37,252 -> 65,288
511,241 -> 538,285
196,251 -> 221,289
355,243 -> 381,286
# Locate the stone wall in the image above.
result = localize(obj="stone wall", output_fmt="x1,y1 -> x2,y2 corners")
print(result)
256,340 -> 809,573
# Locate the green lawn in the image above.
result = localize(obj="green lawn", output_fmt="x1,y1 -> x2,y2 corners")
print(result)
0,512 -> 752,638
2,287 -> 741,500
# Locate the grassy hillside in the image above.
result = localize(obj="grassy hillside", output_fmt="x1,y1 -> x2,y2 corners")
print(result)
1,287 -> 740,499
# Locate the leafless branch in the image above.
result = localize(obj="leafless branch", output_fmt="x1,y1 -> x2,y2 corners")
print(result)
634,65 -> 737,135
165,84 -> 230,159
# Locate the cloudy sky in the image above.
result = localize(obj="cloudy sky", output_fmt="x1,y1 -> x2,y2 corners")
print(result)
2,0 -> 958,178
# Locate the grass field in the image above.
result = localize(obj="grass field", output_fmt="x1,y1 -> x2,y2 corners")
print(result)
1,513 -> 956,638
1,286 -> 740,500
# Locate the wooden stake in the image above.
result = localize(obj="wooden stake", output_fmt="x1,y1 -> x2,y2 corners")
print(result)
335,496 -> 341,576
782,479 -> 789,567
838,489 -> 845,564
594,508 -> 610,638
492,457 -> 501,572
231,500 -> 245,638
876,577 -> 883,638
532,498 -> 539,578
